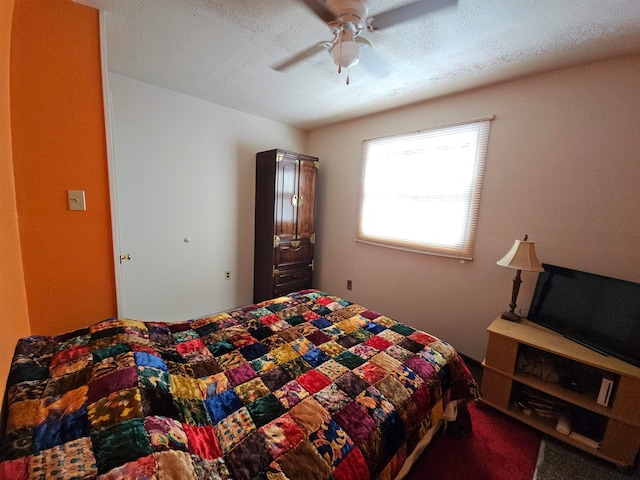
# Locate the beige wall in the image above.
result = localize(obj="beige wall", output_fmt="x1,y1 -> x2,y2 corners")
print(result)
0,0 -> 30,401
308,55 -> 640,361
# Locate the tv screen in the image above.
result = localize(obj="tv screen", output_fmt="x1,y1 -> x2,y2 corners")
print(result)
528,264 -> 640,368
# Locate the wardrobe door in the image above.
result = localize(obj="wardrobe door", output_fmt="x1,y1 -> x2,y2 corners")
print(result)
296,158 -> 318,241
274,153 -> 299,244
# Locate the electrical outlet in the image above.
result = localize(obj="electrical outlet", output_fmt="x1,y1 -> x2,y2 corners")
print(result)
347,280 -> 352,290
225,271 -> 231,280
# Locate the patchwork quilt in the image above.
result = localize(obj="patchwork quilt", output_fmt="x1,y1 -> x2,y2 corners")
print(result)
0,290 -> 476,480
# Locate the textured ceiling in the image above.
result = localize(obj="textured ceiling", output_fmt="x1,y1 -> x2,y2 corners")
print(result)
77,0 -> 640,130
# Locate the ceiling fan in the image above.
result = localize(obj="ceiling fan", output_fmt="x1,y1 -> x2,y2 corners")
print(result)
273,0 -> 458,83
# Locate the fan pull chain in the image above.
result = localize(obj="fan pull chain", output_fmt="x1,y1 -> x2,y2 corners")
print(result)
336,31 -> 351,84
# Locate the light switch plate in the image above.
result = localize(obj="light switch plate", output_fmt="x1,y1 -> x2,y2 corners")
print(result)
67,190 -> 86,211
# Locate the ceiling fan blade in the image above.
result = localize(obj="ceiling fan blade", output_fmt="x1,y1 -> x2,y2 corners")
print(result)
355,38 -> 389,79
370,0 -> 457,30
298,0 -> 336,23
272,41 -> 333,71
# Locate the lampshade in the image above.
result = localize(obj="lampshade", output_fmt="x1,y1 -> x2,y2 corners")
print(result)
497,239 -> 543,272
331,40 -> 360,69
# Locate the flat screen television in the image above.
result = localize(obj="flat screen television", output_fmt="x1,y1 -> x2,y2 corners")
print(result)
528,264 -> 640,368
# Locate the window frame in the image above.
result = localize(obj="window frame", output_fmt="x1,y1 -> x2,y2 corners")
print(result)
356,117 -> 493,260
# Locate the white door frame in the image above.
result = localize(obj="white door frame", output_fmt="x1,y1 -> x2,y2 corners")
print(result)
98,11 -> 125,317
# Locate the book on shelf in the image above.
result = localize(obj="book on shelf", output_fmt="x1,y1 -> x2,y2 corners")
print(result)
516,387 -> 571,417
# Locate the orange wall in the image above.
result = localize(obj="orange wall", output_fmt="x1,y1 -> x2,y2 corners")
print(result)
1,0 -> 30,401
10,0 -> 117,336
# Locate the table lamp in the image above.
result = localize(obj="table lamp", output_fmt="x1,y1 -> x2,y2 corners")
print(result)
497,234 -> 543,322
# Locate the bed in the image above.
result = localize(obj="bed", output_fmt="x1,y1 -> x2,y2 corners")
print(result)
0,289 -> 477,480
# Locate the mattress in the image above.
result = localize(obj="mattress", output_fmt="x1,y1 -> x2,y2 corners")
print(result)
0,289 -> 476,479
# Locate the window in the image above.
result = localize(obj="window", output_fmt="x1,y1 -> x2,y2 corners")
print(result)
357,117 -> 492,260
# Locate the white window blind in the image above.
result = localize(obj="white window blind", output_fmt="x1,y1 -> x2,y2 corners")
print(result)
357,118 -> 492,260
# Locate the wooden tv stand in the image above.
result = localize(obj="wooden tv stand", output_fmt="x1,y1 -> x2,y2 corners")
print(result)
480,317 -> 640,468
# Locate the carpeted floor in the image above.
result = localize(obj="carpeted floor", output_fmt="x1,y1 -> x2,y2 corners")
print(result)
534,438 -> 640,480
405,401 -> 542,480
405,400 -> 640,480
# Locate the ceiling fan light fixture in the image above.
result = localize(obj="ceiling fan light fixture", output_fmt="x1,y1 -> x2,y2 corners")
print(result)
331,40 -> 360,69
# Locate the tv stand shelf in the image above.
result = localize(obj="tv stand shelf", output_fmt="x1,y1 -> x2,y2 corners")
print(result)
480,317 -> 640,468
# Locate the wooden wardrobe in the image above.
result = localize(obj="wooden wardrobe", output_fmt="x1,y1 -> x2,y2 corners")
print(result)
253,149 -> 318,303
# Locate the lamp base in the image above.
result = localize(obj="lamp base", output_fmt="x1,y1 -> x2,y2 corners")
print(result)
501,311 -> 521,322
